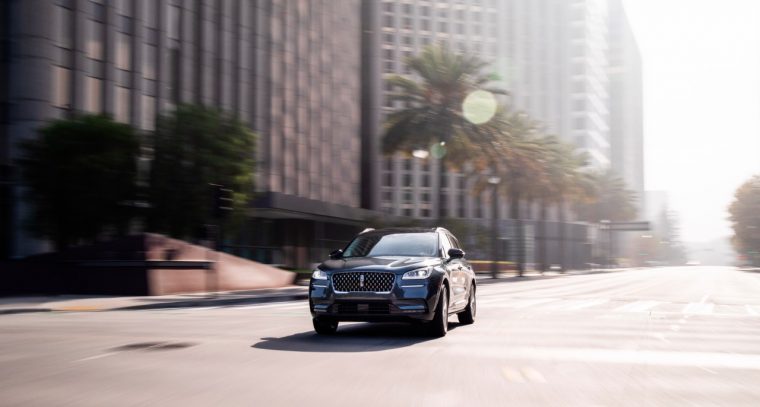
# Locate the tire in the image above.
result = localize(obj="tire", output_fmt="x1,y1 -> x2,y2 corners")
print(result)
313,317 -> 338,335
457,284 -> 476,325
427,286 -> 449,337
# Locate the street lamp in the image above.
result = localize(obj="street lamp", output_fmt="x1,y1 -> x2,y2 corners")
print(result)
412,149 -> 429,159
488,176 -> 501,278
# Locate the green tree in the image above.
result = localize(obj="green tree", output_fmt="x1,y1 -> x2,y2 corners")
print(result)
147,105 -> 256,240
575,168 -> 637,223
728,175 -> 760,266
19,114 -> 139,250
382,45 -> 506,221
531,135 -> 592,271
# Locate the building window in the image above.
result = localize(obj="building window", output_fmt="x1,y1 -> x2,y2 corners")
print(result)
168,4 -> 181,40
52,66 -> 71,108
143,44 -> 157,80
86,20 -> 104,60
56,6 -> 73,49
115,33 -> 131,70
85,76 -> 102,113
115,86 -> 130,123
115,0 -> 132,16
141,95 -> 156,130
574,116 -> 586,130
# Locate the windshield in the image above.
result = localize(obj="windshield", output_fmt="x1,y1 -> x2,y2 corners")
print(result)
342,232 -> 439,258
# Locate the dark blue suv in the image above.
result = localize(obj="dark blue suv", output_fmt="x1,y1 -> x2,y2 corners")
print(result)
309,227 -> 476,337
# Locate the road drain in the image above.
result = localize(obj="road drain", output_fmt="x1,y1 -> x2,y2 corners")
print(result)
112,341 -> 196,352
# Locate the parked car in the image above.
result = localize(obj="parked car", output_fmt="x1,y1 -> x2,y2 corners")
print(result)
309,227 -> 476,337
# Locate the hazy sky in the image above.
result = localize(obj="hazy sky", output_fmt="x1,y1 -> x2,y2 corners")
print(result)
622,0 -> 760,242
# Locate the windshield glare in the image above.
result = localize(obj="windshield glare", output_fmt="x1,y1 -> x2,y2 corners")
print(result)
342,232 -> 439,258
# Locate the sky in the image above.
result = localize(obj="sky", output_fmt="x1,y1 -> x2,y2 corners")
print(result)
622,0 -> 760,243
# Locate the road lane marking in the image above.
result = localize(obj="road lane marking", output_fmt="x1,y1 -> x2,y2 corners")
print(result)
614,300 -> 661,313
234,301 -> 306,310
501,367 -> 526,383
683,302 -> 715,315
745,305 -> 758,316
562,299 -> 609,310
521,367 -> 547,383
472,347 -> 760,371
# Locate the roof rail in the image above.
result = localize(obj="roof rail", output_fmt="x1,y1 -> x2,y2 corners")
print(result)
360,228 -> 375,234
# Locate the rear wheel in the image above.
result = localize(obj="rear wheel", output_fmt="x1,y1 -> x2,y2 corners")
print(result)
313,317 -> 338,335
457,284 -> 476,325
427,287 -> 449,337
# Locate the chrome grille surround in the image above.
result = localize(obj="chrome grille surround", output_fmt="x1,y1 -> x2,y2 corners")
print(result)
332,272 -> 395,293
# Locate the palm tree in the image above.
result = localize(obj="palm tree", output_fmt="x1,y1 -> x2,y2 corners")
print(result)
575,169 -> 637,223
382,46 -> 506,222
470,111 -> 549,276
532,137 -> 593,272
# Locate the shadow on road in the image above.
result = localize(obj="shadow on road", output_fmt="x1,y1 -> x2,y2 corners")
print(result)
252,322 -> 462,353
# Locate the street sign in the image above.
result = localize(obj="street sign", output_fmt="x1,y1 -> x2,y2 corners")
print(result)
600,221 -> 651,231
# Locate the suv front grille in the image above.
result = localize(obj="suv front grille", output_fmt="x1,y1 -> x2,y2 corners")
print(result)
332,272 -> 395,293
332,302 -> 392,314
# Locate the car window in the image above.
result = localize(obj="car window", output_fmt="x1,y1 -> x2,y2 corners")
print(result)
439,232 -> 453,257
447,233 -> 461,250
342,232 -> 439,257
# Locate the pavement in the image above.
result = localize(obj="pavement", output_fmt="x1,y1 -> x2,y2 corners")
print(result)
3,266 -> 759,406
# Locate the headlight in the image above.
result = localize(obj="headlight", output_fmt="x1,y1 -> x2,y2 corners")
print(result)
311,269 -> 328,280
402,267 -> 432,280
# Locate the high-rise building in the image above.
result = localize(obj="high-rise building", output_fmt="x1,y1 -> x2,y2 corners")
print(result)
0,0 -> 367,264
375,0 -> 624,222
376,0 -> 502,221
497,0 -> 611,169
608,0 -> 644,212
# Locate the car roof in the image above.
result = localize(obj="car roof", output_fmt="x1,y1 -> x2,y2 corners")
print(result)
359,227 -> 451,236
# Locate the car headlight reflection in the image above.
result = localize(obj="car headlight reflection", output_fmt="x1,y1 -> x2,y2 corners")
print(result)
311,269 -> 328,280
402,267 -> 432,280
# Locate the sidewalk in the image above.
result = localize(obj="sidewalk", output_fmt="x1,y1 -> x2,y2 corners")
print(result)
0,286 -> 309,315
0,267 -> 635,315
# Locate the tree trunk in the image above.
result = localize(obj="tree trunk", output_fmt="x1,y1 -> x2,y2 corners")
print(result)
558,197 -> 566,273
509,187 -> 524,277
538,200 -> 548,273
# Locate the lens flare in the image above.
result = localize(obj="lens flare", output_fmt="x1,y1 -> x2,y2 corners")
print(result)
462,90 -> 497,125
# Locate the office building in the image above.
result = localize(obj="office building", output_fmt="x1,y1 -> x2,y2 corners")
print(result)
1,0 -> 367,265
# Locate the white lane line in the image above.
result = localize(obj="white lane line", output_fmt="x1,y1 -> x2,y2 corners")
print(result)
562,299 -> 609,310
745,305 -> 759,316
521,367 -> 547,383
74,352 -> 120,363
464,347 -> 760,371
478,298 -> 559,308
614,300 -> 661,313
683,302 -> 715,315
501,367 -> 526,383
235,301 -> 306,310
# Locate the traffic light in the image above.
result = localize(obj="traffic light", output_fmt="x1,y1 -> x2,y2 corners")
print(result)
210,183 -> 234,219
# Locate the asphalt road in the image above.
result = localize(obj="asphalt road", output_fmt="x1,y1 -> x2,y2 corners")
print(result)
3,266 -> 760,406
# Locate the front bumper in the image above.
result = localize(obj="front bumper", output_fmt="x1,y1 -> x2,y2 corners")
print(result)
309,275 -> 442,322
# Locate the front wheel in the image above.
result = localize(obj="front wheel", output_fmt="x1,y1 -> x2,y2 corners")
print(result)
457,284 -> 476,325
427,287 -> 449,337
313,317 -> 338,335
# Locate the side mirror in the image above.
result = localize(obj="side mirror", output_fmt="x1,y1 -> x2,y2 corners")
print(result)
447,248 -> 465,259
329,249 -> 344,260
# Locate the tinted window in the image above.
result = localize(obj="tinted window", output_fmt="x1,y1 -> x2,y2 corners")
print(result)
343,233 -> 439,257
440,232 -> 452,255
447,233 -> 462,249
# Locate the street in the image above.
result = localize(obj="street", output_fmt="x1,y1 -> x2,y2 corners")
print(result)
2,266 -> 760,406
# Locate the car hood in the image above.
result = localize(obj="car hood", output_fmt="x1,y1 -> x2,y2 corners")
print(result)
319,256 -> 441,273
